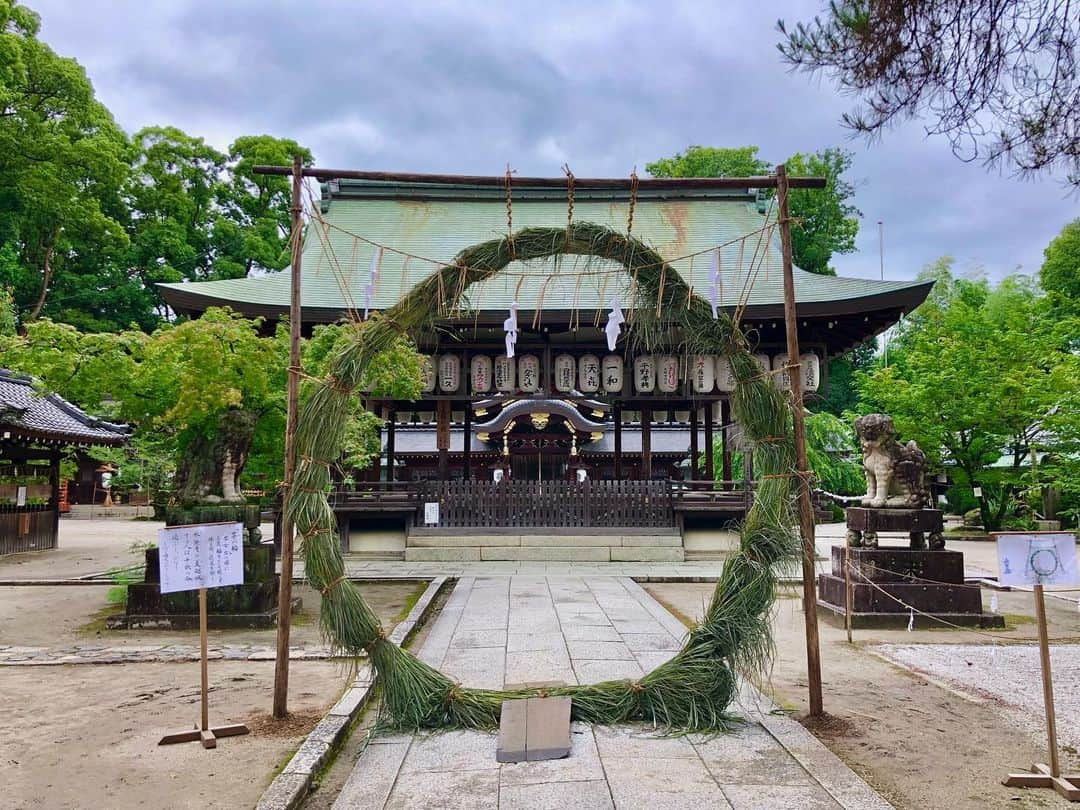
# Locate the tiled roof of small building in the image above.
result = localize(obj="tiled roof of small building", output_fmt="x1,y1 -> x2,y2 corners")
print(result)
0,369 -> 130,446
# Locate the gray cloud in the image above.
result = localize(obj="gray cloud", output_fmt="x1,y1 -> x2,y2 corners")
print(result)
35,0 -> 1077,282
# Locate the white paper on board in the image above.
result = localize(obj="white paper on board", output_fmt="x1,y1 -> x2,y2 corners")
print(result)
996,532 -> 1079,587
424,502 -> 440,525
158,522 -> 245,594
16,486 -> 26,506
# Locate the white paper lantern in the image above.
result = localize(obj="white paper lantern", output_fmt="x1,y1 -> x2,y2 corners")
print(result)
691,355 -> 715,393
554,353 -> 576,392
470,355 -> 492,393
657,355 -> 679,393
578,354 -> 601,393
518,355 -> 540,393
494,355 -> 516,392
633,355 -> 656,393
438,354 -> 461,392
772,353 -> 791,391
800,352 -> 821,392
715,357 -> 736,392
601,355 -> 623,393
419,355 -> 436,393
753,353 -> 771,378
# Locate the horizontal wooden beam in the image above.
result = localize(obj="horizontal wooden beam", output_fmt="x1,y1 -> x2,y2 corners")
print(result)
251,165 -> 827,190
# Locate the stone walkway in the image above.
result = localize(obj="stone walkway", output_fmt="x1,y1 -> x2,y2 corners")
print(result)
0,642 -> 337,665
331,576 -> 891,809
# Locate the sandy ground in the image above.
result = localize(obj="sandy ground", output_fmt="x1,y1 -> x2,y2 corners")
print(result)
647,581 -> 1080,810
0,519 -> 428,810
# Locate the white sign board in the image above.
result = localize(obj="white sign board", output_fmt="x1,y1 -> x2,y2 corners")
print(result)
423,502 -> 440,525
16,486 -> 26,506
158,522 -> 245,594
996,532 -> 1078,587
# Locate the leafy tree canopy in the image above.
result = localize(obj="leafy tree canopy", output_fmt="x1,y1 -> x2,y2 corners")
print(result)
779,1 -> 1080,186
1039,218 -> 1080,318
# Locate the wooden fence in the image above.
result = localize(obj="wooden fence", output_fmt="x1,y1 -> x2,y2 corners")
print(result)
0,506 -> 59,555
413,479 -> 675,529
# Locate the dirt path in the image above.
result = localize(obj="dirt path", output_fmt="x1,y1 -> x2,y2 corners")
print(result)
1,537 -> 427,810
646,582 -> 1080,810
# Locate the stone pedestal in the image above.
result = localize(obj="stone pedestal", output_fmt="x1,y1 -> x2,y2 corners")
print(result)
112,503 -> 294,629
817,546 -> 1004,628
845,506 -> 944,549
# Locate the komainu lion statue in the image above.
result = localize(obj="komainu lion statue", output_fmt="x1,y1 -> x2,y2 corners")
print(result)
854,413 -> 929,509
848,414 -> 942,549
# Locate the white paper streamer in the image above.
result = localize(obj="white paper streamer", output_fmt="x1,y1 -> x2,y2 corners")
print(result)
363,246 -> 383,319
605,297 -> 625,351
907,608 -> 914,632
503,302 -> 519,358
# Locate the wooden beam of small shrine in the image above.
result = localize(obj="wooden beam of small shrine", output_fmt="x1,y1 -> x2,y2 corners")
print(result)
252,165 -> 827,190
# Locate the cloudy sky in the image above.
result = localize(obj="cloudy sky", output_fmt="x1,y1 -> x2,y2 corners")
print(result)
33,0 -> 1077,282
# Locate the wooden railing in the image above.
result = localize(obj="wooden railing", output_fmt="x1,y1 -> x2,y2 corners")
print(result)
0,506 -> 58,555
414,479 -> 676,529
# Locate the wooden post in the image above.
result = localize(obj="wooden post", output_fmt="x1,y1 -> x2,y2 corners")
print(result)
704,403 -> 714,481
641,405 -> 652,480
463,406 -> 472,479
720,399 -> 733,489
1035,584 -> 1061,778
273,154 -> 304,719
199,587 -> 209,733
689,404 -> 699,480
778,163 -> 824,718
844,541 -> 853,644
613,406 -> 623,480
436,399 -> 450,480
386,409 -> 396,482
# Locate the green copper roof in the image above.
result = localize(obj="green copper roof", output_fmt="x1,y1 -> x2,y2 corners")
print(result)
159,180 -> 931,322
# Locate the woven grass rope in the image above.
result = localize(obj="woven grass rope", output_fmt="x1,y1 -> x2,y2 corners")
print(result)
288,222 -> 799,731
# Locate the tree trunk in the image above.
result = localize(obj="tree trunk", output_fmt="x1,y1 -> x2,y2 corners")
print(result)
25,240 -> 56,325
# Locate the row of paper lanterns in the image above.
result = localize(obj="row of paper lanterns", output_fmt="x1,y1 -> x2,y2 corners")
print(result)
421,352 -> 820,394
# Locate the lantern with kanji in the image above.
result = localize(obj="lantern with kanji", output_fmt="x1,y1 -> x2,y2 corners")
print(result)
494,355 -> 516,392
518,355 -> 540,393
602,354 -> 624,393
419,356 -> 436,393
658,355 -> 679,393
633,355 -> 656,393
578,354 -> 601,393
772,353 -> 791,391
715,357 -> 736,392
554,354 -> 576,392
692,355 -> 714,393
438,354 -> 461,392
800,352 -> 820,392
471,355 -> 492,393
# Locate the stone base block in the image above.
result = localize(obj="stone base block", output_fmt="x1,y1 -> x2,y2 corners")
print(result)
610,547 -> 684,562
404,547 -> 481,562
832,546 -> 965,583
481,547 -> 611,562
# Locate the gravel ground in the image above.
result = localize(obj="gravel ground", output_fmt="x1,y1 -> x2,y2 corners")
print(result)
877,642 -> 1080,754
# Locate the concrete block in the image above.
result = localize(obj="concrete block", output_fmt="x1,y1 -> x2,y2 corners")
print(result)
610,546 -> 685,562
479,546 -> 610,562
683,528 -> 740,553
518,534 -> 620,547
404,547 -> 481,562
348,528 -> 406,554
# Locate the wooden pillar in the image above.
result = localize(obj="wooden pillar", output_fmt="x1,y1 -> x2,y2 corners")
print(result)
778,162 -> 824,717
436,399 -> 450,480
689,404 -> 699,480
641,405 -> 652,480
463,406 -> 472,479
721,398 -> 733,488
50,451 -> 60,549
704,402 -> 714,481
386,409 -> 396,483
273,154 -> 304,719
613,405 -> 623,480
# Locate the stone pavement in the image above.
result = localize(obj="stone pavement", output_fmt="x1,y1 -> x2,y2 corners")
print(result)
331,576 -> 891,809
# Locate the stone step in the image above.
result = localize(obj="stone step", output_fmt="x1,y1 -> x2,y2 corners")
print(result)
407,532 -> 682,549
403,545 -> 685,563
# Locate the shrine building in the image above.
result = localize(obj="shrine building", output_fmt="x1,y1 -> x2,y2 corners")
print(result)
160,175 -> 931,561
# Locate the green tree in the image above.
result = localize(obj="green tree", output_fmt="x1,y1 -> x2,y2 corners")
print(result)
1039,218 -> 1080,318
211,135 -> 313,279
646,144 -> 860,276
858,258 -> 1072,530
0,0 -> 130,326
